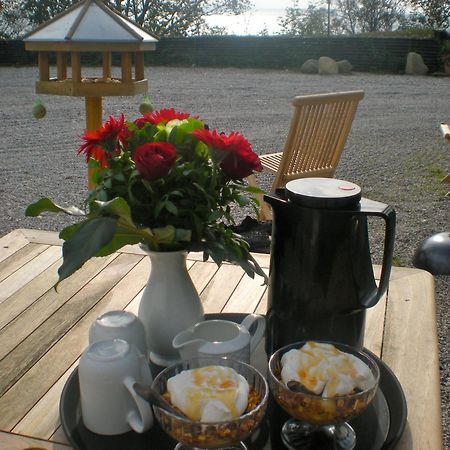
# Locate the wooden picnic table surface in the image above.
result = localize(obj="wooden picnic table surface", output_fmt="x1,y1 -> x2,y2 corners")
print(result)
0,229 -> 443,450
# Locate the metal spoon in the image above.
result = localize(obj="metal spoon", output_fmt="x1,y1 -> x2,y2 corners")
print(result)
133,382 -> 184,417
287,379 -> 316,395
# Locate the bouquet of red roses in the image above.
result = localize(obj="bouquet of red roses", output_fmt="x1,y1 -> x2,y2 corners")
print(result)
26,108 -> 266,285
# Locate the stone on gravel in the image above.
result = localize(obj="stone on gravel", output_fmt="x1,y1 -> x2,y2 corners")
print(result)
301,59 -> 319,74
405,52 -> 428,75
318,56 -> 339,75
337,59 -> 353,74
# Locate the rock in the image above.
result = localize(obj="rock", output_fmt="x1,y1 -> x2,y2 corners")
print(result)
318,56 -> 339,75
405,52 -> 428,75
337,59 -> 353,74
301,59 -> 319,74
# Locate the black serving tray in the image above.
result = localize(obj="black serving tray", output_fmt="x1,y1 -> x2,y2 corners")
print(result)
60,313 -> 407,450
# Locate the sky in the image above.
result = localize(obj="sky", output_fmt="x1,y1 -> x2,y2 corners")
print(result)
250,0 -> 295,8
206,0 -> 311,35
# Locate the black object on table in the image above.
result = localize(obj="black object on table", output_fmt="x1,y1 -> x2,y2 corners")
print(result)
60,313 -> 407,450
413,231 -> 450,275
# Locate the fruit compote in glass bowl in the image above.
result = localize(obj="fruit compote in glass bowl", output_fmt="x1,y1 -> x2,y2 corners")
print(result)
152,356 -> 268,450
268,341 -> 380,450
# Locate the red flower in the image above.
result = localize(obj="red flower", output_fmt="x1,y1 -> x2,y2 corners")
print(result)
134,108 -> 191,128
78,114 -> 127,167
133,142 -> 177,180
192,129 -> 262,179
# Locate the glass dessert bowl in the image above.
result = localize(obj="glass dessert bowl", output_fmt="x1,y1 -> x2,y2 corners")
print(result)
268,341 -> 380,450
151,356 -> 268,450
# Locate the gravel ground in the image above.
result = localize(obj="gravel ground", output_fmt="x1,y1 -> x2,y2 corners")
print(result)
0,66 -> 448,447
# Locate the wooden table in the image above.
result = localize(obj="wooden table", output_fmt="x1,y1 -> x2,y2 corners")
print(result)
0,229 -> 443,450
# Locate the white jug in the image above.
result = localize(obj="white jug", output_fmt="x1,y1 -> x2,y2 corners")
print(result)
172,314 -> 265,363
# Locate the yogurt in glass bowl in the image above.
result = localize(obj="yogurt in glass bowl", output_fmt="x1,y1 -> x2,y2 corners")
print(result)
151,356 -> 268,450
268,341 -> 380,449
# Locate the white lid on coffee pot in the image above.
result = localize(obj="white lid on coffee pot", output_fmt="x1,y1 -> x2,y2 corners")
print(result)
286,178 -> 362,209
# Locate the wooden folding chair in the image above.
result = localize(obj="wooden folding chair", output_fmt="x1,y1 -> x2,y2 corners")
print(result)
440,123 -> 450,196
248,90 -> 364,220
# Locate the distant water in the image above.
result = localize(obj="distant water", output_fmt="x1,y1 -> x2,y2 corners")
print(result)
205,9 -> 285,36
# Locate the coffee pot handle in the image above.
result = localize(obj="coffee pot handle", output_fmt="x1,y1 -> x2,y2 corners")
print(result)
357,198 -> 396,308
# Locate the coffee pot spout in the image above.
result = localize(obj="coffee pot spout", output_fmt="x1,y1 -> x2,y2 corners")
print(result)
263,189 -> 289,211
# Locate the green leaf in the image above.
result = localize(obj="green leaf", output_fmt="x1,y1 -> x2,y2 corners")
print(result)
153,225 -> 176,243
88,159 -> 100,169
150,226 -> 192,246
94,220 -> 146,256
59,222 -> 85,241
94,198 -> 134,225
165,200 -> 178,215
25,198 -> 85,217
113,172 -> 126,183
244,185 -> 264,194
168,119 -> 204,146
154,201 -> 165,218
57,217 -> 118,285
193,182 -> 207,194
236,195 -> 250,207
209,210 -> 222,221
174,228 -> 192,242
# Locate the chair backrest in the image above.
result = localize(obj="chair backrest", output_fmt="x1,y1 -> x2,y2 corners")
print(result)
271,90 -> 364,190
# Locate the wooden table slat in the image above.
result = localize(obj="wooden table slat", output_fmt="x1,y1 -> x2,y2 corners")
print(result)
0,229 -> 31,263
255,289 -> 269,315
200,263 -> 244,313
188,259 -> 219,295
382,268 -> 442,450
0,254 -> 140,390
363,292 -> 387,358
12,360 -> 79,440
0,430 -> 71,449
222,269 -> 268,313
0,246 -> 62,304
0,242 -> 51,283
0,258 -> 61,332
0,254 -> 144,429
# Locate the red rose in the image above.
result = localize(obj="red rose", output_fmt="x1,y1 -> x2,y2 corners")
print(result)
192,129 -> 262,179
134,108 -> 191,128
133,142 -> 177,180
78,114 -> 127,167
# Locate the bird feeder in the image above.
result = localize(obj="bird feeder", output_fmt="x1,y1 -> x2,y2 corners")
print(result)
23,0 -> 158,186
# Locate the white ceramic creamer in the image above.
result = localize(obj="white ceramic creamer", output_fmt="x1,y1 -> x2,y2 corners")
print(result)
172,314 -> 265,363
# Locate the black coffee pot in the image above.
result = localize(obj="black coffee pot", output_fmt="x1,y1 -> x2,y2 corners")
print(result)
264,178 -> 396,354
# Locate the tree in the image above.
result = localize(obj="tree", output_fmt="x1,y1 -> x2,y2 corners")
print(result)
20,0 -> 79,27
103,0 -> 252,37
18,0 -> 251,37
279,1 -> 342,36
335,0 -> 405,34
408,0 -> 450,29
0,0 -> 30,38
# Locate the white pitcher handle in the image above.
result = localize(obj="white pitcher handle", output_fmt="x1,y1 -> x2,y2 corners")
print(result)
124,376 -> 154,433
241,314 -> 266,353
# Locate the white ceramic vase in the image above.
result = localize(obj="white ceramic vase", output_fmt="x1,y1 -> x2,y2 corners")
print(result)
138,249 -> 204,367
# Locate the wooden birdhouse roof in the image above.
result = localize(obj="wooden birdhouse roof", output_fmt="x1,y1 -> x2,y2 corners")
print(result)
23,0 -> 158,52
